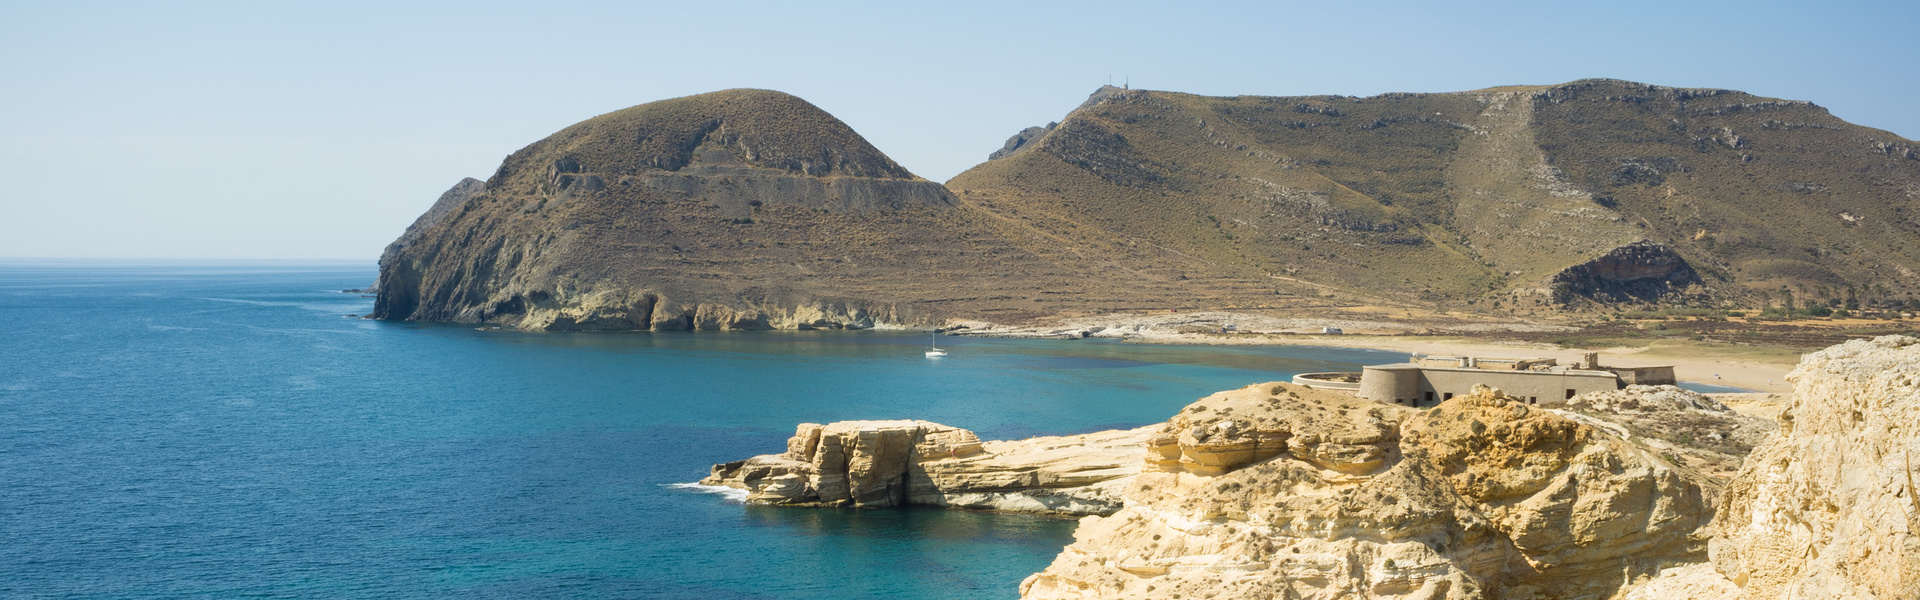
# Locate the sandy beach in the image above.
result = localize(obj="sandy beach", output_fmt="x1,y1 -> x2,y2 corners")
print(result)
1228,334 -> 1803,394
950,312 -> 1806,394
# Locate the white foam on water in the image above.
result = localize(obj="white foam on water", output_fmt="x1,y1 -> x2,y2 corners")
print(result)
665,482 -> 749,503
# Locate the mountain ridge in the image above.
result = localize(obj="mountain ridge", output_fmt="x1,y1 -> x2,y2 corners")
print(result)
373,81 -> 1920,330
953,79 -> 1920,311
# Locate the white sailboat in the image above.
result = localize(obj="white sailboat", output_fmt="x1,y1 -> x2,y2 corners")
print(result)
925,329 -> 948,358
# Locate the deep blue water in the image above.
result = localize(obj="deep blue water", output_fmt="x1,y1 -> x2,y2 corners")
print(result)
0,262 -> 1406,599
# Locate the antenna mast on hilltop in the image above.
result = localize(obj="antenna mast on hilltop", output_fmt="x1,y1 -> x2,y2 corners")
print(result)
1124,76 -> 1129,90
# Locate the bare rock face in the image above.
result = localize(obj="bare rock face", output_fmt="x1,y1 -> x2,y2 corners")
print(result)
989,123 -> 1056,160
1546,385 -> 1776,495
1019,382 -> 1709,600
1548,241 -> 1702,304
1702,335 -> 1920,599
371,177 -> 485,295
701,420 -> 1152,516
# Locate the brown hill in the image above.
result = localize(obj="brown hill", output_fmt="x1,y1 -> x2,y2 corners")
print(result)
374,82 -> 1920,331
372,89 -> 1286,330
951,80 -> 1920,312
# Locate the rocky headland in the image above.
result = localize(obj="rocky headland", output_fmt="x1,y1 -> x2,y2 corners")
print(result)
370,89 -> 1001,331
700,336 -> 1920,599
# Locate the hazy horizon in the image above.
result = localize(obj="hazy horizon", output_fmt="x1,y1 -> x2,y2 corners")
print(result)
4,0 -> 1916,260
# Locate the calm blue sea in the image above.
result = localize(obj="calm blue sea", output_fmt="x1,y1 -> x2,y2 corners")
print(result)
0,262 -> 1407,599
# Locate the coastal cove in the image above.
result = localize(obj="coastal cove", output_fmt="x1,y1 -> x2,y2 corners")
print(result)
1,262 -> 1411,599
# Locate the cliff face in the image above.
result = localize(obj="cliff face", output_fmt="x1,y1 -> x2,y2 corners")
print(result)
1710,336 -> 1920,598
1019,383 -> 1710,600
371,177 -> 483,295
1628,335 -> 1920,599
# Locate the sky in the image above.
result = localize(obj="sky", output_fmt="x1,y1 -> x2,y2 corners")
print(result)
2,0 -> 1916,260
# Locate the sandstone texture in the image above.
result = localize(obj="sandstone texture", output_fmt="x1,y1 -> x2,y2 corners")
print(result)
1019,382 -> 1710,600
701,420 -> 1152,516
1630,335 -> 1920,599
691,338 -> 1920,599
1546,384 -> 1775,495
1621,563 -> 1745,600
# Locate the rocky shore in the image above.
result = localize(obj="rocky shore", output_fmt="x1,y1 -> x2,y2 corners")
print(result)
1628,335 -> 1920,599
701,420 -> 1152,516
698,336 -> 1920,599
1020,382 -> 1711,600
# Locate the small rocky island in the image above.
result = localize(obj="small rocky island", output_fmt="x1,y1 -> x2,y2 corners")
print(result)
703,336 -> 1920,600
703,421 -> 1150,515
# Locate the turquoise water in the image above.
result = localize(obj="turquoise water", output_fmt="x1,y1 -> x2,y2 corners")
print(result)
0,262 -> 1406,599
1675,382 -> 1756,394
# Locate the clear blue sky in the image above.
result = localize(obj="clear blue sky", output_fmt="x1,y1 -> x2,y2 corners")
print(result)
3,0 -> 1915,259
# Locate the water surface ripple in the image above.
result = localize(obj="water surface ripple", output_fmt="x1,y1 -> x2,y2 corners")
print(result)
0,262 -> 1404,599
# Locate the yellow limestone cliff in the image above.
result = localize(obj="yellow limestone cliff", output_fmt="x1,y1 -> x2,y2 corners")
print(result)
1626,335 -> 1920,600
1018,382 -> 1710,600
690,338 -> 1920,598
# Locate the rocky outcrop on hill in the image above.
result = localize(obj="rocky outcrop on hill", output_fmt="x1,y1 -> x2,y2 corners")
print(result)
701,420 -> 1152,516
1546,385 -> 1775,494
1626,335 -> 1920,599
1547,241 -> 1703,304
1019,382 -> 1710,600
990,123 -> 1056,160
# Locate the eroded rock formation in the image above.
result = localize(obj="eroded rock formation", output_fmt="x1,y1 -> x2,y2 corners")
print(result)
990,123 -> 1056,160
1546,385 -> 1775,495
701,420 -> 1152,516
693,338 -> 1920,598
1548,241 -> 1702,304
1627,335 -> 1920,599
1020,382 -> 1710,600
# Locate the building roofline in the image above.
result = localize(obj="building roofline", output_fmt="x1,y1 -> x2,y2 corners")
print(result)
1363,363 -> 1620,377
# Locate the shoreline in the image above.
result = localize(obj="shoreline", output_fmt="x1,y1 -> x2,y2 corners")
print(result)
944,313 -> 1803,394
1119,333 -> 1797,394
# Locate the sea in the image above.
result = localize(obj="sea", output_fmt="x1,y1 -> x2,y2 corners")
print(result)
0,261 -> 1470,599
